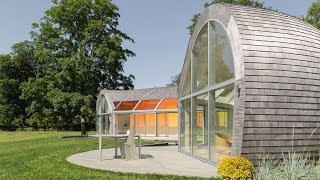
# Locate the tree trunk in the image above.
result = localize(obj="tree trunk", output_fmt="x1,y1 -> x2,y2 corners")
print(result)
80,116 -> 87,135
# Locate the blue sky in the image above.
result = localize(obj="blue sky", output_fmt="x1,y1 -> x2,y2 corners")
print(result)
0,0 -> 316,89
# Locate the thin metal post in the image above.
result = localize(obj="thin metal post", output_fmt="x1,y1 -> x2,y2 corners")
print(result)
99,136 -> 102,161
114,137 -> 118,158
138,135 -> 141,158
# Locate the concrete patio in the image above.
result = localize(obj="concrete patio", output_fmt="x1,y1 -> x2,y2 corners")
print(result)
67,145 -> 217,178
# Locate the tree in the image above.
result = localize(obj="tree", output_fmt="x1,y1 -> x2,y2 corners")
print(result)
0,41 -> 37,130
166,73 -> 181,87
302,0 -> 320,30
21,0 -> 135,133
187,0 -> 267,34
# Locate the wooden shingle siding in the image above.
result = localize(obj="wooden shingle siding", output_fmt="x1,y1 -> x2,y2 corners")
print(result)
245,58 -> 320,69
246,89 -> 320,98
245,115 -> 320,121
243,134 -> 320,141
224,3 -> 320,162
179,3 -> 320,164
244,152 -> 319,161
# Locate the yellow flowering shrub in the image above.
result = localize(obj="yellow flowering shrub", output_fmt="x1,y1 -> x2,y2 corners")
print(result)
217,156 -> 254,180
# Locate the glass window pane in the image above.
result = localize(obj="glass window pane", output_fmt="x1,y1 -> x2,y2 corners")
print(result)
135,99 -> 160,110
157,98 -> 178,109
113,101 -> 121,108
182,61 -> 191,97
134,114 -> 155,136
145,113 -> 155,136
135,114 -> 144,135
96,114 -> 112,135
180,98 -> 192,153
98,96 -> 109,114
156,113 -> 167,137
192,23 -> 208,92
209,21 -> 234,85
192,93 -> 209,159
167,113 -> 178,137
115,101 -> 139,111
209,84 -> 234,163
116,114 -> 130,134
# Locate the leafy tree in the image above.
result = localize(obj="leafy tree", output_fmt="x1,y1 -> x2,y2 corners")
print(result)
166,73 -> 181,87
0,41 -> 37,130
302,0 -> 320,30
21,0 -> 135,133
187,0 -> 267,34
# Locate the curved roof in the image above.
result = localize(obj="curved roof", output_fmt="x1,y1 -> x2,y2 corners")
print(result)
99,86 -> 178,102
179,2 -> 320,95
179,3 -> 320,161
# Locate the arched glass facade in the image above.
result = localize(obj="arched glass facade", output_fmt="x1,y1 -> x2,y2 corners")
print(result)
179,20 -> 235,163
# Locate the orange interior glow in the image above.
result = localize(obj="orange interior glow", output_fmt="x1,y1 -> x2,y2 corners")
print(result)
167,113 -> 178,127
115,101 -> 139,111
157,98 -> 178,109
135,99 -> 160,110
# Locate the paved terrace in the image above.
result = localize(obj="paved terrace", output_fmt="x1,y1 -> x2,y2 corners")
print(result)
67,145 -> 217,178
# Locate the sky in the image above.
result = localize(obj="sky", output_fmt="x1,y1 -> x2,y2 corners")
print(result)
0,0 -> 316,89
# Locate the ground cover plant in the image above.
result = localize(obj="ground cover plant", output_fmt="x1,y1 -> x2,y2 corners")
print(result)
0,131 -> 218,180
255,153 -> 320,180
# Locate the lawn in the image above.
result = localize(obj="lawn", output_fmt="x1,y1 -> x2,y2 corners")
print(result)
0,131 -> 213,180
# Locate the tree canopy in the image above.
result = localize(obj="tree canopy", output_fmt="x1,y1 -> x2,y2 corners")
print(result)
0,0 -> 135,131
166,73 -> 181,87
302,0 -> 320,30
0,41 -> 37,130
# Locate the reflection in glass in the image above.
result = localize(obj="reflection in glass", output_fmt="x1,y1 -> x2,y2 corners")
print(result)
180,99 -> 192,153
210,84 -> 234,163
192,23 -> 208,92
182,62 -> 191,97
192,93 -> 209,159
96,114 -> 112,135
179,20 -> 235,163
209,21 -> 234,85
96,95 -> 112,135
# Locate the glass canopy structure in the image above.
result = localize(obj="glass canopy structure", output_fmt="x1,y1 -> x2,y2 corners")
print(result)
179,20 -> 235,164
96,86 -> 178,138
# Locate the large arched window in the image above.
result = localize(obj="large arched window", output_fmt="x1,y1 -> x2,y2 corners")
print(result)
180,20 -> 235,163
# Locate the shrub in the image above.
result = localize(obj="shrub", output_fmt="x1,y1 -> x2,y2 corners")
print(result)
217,156 -> 254,180
255,156 -> 278,180
255,153 -> 320,180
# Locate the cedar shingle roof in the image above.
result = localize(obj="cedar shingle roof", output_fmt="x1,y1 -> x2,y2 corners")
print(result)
100,86 -> 178,102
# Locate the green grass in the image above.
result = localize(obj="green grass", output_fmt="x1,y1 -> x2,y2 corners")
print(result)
0,131 -> 216,180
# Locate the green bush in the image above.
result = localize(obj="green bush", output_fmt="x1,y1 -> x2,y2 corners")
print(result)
217,156 -> 254,180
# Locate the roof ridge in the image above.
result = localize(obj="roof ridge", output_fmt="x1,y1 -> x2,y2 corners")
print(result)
102,85 -> 177,92
216,2 -> 301,21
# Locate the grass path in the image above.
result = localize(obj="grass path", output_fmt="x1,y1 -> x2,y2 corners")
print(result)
0,131 -> 214,180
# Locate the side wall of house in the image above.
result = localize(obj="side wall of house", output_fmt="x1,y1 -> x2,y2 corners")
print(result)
224,4 -> 320,161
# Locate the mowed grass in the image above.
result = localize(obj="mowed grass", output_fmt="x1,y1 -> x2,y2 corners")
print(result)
0,131 -> 213,180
